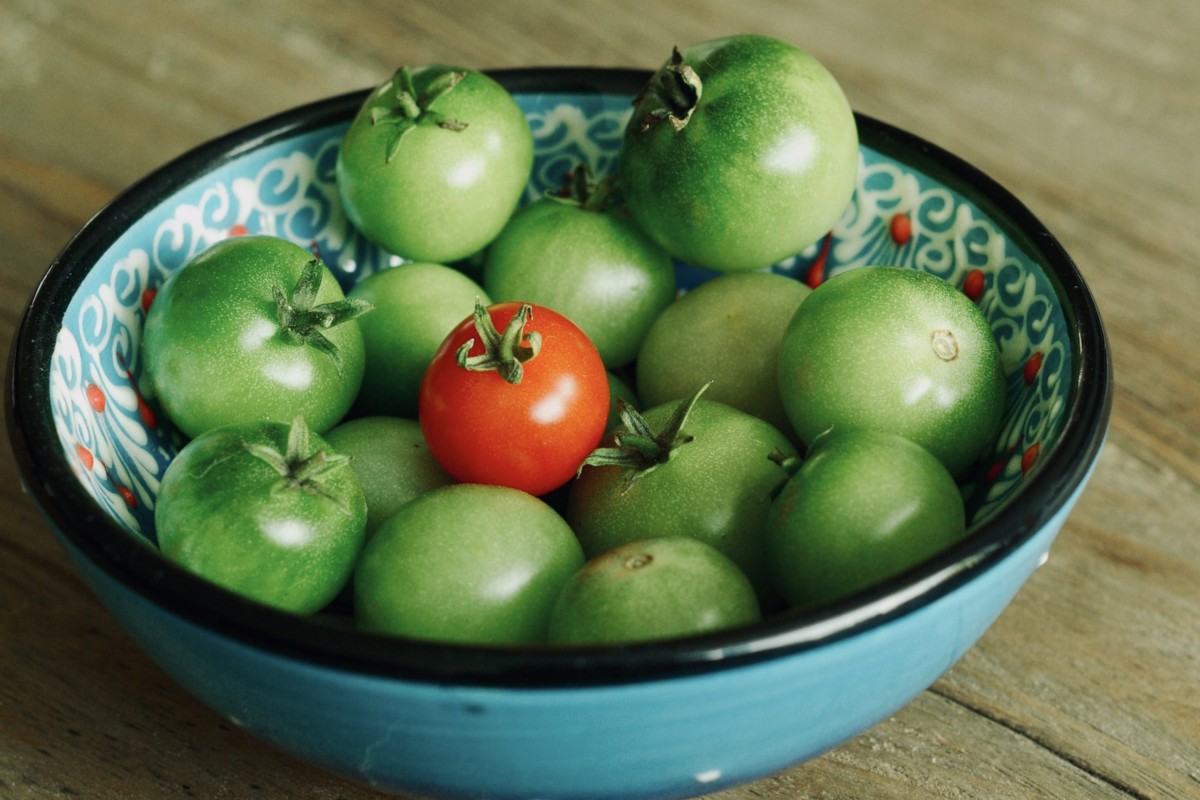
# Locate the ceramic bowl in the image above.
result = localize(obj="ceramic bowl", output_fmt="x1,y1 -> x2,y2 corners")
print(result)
6,68 -> 1111,800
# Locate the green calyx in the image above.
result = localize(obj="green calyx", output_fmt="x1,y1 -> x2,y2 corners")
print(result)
455,299 -> 542,385
245,416 -> 355,514
634,46 -> 702,133
578,381 -> 712,491
551,163 -> 619,213
371,66 -> 470,162
273,257 -> 373,376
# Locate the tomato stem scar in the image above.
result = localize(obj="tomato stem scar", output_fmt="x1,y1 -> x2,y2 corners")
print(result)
930,329 -> 959,362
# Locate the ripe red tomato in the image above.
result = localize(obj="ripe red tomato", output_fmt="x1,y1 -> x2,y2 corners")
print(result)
418,301 -> 609,496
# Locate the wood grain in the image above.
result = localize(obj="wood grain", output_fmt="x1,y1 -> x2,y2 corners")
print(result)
3,1 -> 1197,798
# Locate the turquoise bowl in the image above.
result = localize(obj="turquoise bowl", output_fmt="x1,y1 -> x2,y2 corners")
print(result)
6,68 -> 1111,799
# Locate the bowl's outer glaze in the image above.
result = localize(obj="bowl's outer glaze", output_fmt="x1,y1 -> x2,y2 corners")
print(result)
57,482 -> 1090,799
8,68 -> 1112,800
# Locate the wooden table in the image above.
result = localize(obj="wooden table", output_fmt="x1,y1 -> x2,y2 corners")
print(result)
2,1 -> 1197,797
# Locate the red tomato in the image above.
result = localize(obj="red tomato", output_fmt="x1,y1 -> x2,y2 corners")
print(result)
418,301 -> 609,496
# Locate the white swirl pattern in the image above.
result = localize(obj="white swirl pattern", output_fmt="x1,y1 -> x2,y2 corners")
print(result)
50,92 -> 1068,539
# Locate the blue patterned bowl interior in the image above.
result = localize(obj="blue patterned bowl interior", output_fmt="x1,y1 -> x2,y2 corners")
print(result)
52,75 -> 1071,543
13,69 -> 1110,686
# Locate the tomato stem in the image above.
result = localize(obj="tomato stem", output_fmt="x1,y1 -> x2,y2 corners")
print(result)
372,66 -> 470,162
455,300 -> 542,384
244,416 -> 356,514
273,258 -> 373,376
765,447 -> 803,501
577,381 -> 711,491
768,447 -> 802,476
552,163 -> 618,213
634,47 -> 702,133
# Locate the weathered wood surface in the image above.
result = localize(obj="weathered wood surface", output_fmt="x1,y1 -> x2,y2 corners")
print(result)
2,1 -> 1197,797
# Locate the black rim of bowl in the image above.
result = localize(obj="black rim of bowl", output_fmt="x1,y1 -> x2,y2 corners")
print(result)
6,67 -> 1112,687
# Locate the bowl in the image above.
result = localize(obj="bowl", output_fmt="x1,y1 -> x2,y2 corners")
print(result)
6,67 -> 1111,800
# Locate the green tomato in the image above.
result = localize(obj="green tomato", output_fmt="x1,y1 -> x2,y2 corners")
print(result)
336,66 -> 534,263
547,537 -> 761,646
482,187 -> 677,368
155,418 -> 367,615
764,429 -> 966,611
142,235 -> 368,438
636,272 -> 810,438
348,262 -> 490,417
777,265 -> 1006,477
354,483 -> 584,645
567,392 -> 796,607
321,416 -> 452,538
619,34 -> 859,272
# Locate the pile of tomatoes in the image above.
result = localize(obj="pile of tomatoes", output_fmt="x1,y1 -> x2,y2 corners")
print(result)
142,34 -> 1006,647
